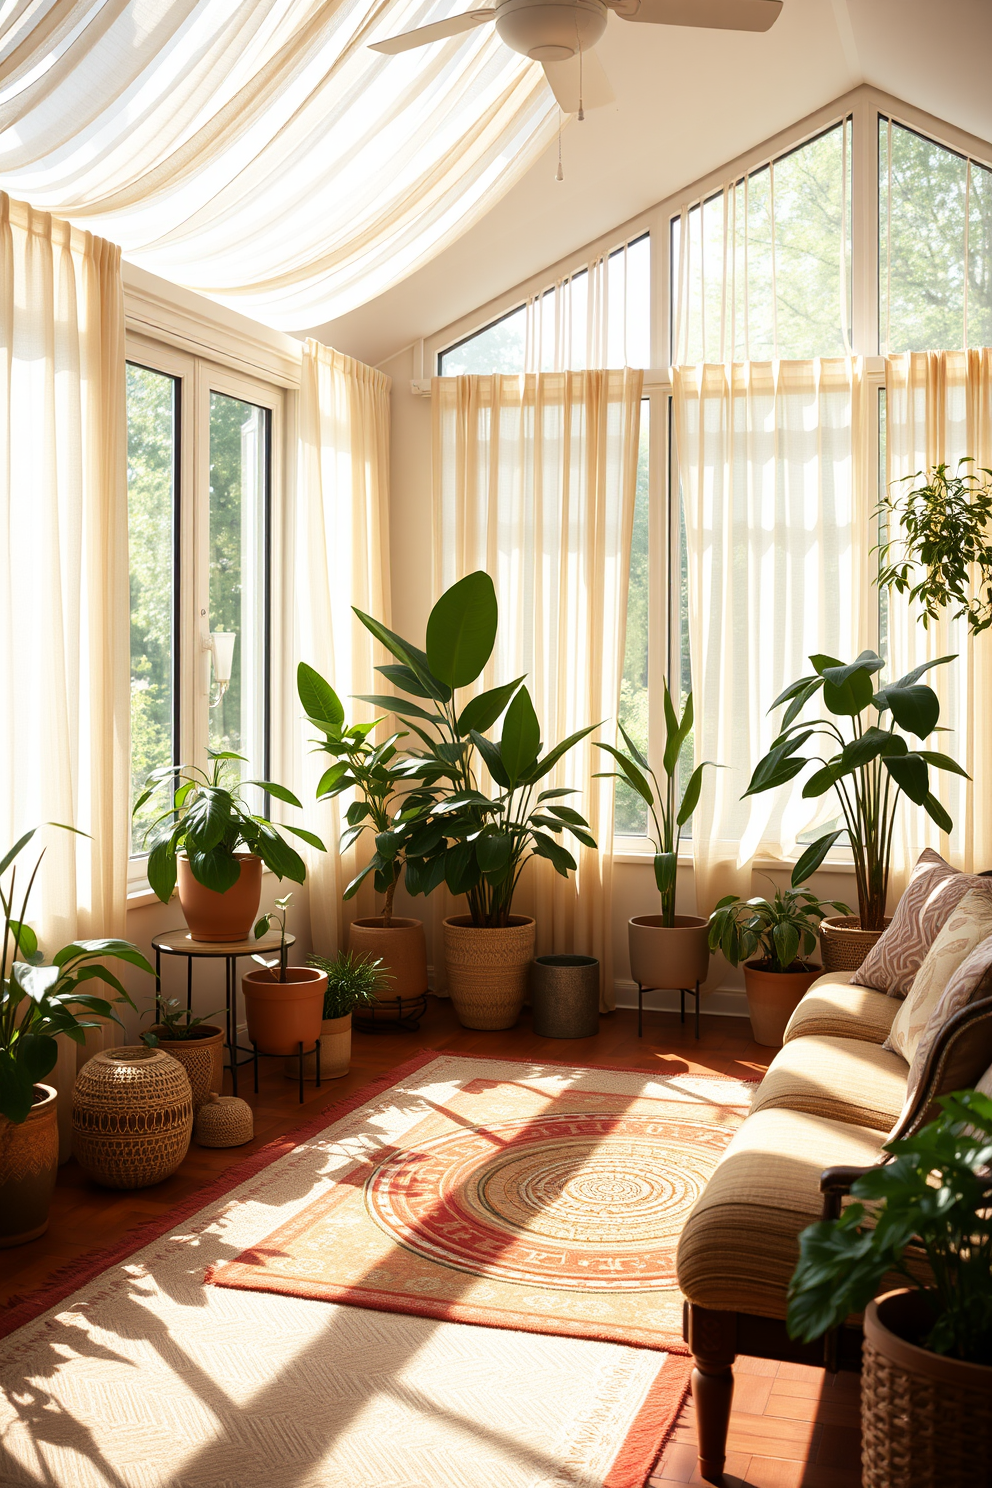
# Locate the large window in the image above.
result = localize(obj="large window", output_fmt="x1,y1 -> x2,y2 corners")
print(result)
126,343 -> 280,880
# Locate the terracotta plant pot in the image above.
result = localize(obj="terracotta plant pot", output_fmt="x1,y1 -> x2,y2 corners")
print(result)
347,917 -> 428,1005
177,853 -> 263,943
862,1289 -> 992,1488
443,915 -> 536,1030
0,1084 -> 59,1248
241,965 -> 327,1055
71,1047 -> 193,1190
285,1012 -> 352,1082
742,960 -> 823,1047
147,1024 -> 224,1111
819,914 -> 892,973
628,915 -> 710,990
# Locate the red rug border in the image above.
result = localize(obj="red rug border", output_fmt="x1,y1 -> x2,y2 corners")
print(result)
605,1354 -> 693,1488
1,1045 -> 752,1343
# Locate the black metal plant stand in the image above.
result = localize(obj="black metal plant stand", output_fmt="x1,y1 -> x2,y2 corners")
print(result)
252,1038 -> 321,1104
637,980 -> 702,1040
353,992 -> 429,1034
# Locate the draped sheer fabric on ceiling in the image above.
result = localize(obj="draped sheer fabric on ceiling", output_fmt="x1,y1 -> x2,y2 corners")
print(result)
433,370 -> 643,1008
0,193 -> 130,1156
296,340 -> 392,953
672,357 -> 870,918
0,1 -> 558,330
884,350 -> 992,893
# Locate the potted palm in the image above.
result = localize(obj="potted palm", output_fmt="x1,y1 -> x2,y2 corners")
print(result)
595,684 -> 718,994
707,874 -> 850,1045
135,750 -> 325,942
290,950 -> 389,1080
354,572 -> 597,1030
297,662 -> 430,1012
141,997 -> 225,1110
788,1089 -> 992,1486
1,827 -> 151,1247
242,894 -> 327,1055
744,650 -> 966,969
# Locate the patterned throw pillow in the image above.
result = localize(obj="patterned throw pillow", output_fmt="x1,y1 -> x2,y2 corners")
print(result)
853,849 -> 987,999
885,886 -> 992,1065
904,934 -> 992,1107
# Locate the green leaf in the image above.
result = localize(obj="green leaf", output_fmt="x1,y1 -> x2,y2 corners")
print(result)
809,653 -> 844,676
892,654 -> 956,689
917,750 -> 970,779
457,677 -> 525,736
183,787 -> 234,853
882,684 -> 940,739
772,921 -> 800,970
147,840 -> 177,904
840,726 -> 897,770
500,685 -> 541,785
316,762 -> 350,798
7,919 -> 38,961
924,792 -> 953,833
353,608 -> 451,701
355,694 -> 440,724
791,830 -> 845,887
343,859 -> 377,899
0,1051 -> 34,1123
376,663 -> 433,699
251,827 -> 307,884
18,1033 -> 59,1082
188,846 -> 243,894
654,851 -> 677,897
525,724 -> 597,783
678,761 -> 717,825
617,722 -> 649,771
530,832 -> 577,876
662,684 -> 682,777
822,663 -> 876,716
248,781 -> 303,809
425,571 -> 498,688
546,805 -> 588,826
744,751 -> 807,798
801,761 -> 843,799
469,729 -> 511,789
297,663 -> 344,725
780,676 -> 824,728
883,752 -> 930,804
595,742 -> 653,804
279,823 -> 327,852
445,840 -> 480,895
476,834 -> 513,873
0,828 -> 38,879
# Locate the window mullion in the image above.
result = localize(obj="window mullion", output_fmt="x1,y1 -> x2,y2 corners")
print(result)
851,90 -> 879,357
189,359 -> 211,773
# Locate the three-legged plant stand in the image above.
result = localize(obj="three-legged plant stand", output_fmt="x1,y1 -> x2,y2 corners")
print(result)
637,980 -> 702,1040
251,1039 -> 321,1104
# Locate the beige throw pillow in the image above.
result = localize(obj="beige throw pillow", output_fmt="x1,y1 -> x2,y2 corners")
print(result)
903,934 -> 992,1108
853,849 -> 988,999
885,886 -> 992,1065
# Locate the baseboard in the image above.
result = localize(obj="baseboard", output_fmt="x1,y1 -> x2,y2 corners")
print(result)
613,979 -> 749,1018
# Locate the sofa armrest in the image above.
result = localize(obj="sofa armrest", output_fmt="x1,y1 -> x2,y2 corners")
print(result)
819,1162 -> 884,1221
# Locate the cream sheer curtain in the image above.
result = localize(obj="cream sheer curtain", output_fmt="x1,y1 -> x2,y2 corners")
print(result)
0,194 -> 129,1156
433,370 -> 643,1008
884,350 -> 992,892
672,358 -> 870,916
0,1 -> 558,330
296,340 -> 391,955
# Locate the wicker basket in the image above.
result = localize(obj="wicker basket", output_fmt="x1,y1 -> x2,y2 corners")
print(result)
443,915 -> 536,1030
819,914 -> 892,972
147,1024 -> 224,1111
71,1046 -> 193,1189
194,1093 -> 253,1147
862,1290 -> 992,1488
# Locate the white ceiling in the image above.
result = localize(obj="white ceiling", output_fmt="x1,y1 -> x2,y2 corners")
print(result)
307,0 -> 992,367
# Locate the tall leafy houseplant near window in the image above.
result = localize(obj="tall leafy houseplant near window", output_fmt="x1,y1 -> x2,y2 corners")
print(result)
354,571 -> 597,1030
595,686 -> 719,1003
745,650 -> 966,965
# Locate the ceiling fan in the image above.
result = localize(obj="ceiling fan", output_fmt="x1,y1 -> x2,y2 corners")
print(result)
370,0 -> 783,114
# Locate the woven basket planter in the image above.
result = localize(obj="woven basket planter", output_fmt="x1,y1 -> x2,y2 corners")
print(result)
71,1047 -> 193,1189
147,1024 -> 224,1111
0,1084 -> 58,1249
443,915 -> 536,1030
284,1013 -> 352,1082
862,1289 -> 992,1488
819,914 -> 892,972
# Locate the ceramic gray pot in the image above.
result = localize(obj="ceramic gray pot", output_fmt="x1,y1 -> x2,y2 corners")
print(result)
529,955 -> 600,1038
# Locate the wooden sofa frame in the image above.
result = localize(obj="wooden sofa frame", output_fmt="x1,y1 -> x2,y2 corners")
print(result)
682,994 -> 992,1484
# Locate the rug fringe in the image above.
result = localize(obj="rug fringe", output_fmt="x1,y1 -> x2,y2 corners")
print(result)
604,1354 -> 694,1488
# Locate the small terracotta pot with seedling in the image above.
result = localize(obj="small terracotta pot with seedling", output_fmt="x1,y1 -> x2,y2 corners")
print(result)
286,950 -> 390,1081
240,894 -> 327,1056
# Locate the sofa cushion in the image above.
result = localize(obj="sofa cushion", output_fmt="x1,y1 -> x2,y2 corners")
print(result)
749,1034 -> 909,1133
676,1107 -> 885,1319
905,936 -> 992,1107
852,848 -> 986,999
885,888 -> 992,1063
784,971 -> 897,1045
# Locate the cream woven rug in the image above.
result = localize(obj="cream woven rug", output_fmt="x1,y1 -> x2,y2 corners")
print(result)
0,1053 -> 752,1488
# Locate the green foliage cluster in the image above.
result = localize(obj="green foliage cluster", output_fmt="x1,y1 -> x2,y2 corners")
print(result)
788,1090 -> 992,1366
877,459 -> 992,636
0,827 -> 151,1122
708,878 -> 850,974
142,997 -> 223,1045
307,950 -> 391,1021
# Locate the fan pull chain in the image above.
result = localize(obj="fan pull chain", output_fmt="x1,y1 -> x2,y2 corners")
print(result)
556,108 -> 564,181
578,38 -> 584,120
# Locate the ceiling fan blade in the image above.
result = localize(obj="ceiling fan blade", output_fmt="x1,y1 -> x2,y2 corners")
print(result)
542,52 -> 615,113
369,9 -> 495,54
611,0 -> 782,31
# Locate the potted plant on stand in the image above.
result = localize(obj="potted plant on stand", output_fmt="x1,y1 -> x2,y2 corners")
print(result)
354,572 -> 597,1031
297,662 -> 431,1019
744,650 -> 966,970
135,750 -> 325,942
594,683 -> 719,998
788,1088 -> 992,1486
290,950 -> 389,1081
242,895 -> 327,1055
141,998 -> 225,1111
706,874 -> 850,1046
1,827 -> 151,1246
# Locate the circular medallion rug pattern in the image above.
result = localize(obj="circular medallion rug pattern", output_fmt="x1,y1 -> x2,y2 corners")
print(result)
364,1112 -> 729,1291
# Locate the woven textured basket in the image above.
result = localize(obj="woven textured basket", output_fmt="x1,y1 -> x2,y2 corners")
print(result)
71,1046 -> 193,1189
443,915 -> 536,1030
147,1025 -> 224,1111
194,1093 -> 253,1147
862,1291 -> 992,1488
819,915 -> 891,973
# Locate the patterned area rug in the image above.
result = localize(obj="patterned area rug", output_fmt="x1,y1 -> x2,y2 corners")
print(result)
0,1051 -> 751,1488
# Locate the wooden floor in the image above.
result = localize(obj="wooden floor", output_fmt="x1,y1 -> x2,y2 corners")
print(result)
0,997 -> 861,1488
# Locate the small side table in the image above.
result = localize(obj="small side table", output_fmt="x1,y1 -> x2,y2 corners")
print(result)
151,928 -> 296,1096
636,980 -> 702,1040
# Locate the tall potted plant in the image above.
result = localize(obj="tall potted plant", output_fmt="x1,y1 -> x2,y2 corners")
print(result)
788,1089 -> 992,1485
135,750 -> 325,942
595,684 -> 718,994
744,650 -> 966,969
297,662 -> 430,1009
354,572 -> 597,1030
0,827 -> 151,1247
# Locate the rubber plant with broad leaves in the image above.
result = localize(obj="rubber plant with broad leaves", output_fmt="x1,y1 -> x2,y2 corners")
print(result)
708,874 -> 850,974
353,571 -> 597,928
744,651 -> 966,931
1,827 -> 152,1122
593,682 -> 717,925
135,750 -> 325,903
296,663 -> 435,925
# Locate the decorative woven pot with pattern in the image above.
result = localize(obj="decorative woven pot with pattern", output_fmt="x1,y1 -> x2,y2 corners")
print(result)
0,1083 -> 58,1249
862,1289 -> 992,1488
819,914 -> 892,973
71,1047 -> 193,1189
284,1013 -> 352,1082
147,1024 -> 224,1111
443,915 -> 536,1030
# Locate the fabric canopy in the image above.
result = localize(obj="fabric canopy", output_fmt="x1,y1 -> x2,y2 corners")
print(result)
0,1 -> 559,330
